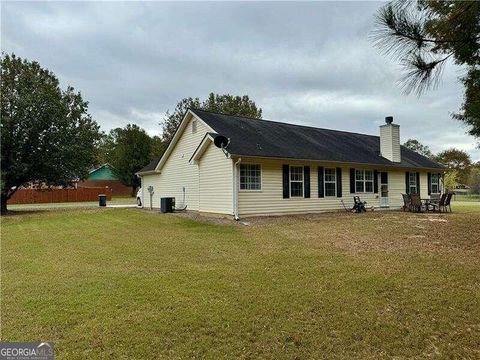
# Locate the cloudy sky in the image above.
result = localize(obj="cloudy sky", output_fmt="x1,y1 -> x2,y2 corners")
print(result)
2,1 -> 478,161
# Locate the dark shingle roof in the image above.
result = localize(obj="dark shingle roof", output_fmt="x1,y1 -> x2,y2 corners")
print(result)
192,109 -> 444,169
138,157 -> 161,173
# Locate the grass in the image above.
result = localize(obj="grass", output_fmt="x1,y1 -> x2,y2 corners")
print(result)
453,194 -> 480,202
2,204 -> 479,359
8,196 -> 136,210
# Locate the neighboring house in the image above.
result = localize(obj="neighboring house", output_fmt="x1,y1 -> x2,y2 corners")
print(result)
453,184 -> 470,195
78,164 -> 131,196
137,109 -> 445,219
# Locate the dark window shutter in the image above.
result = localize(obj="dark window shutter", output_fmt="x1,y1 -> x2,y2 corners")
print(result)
381,172 -> 388,184
318,166 -> 324,198
373,170 -> 379,193
304,166 -> 310,198
427,173 -> 432,195
350,168 -> 355,193
336,167 -> 342,197
416,172 -> 420,194
405,172 -> 410,194
282,165 -> 290,198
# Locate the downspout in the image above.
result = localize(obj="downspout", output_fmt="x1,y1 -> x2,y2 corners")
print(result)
233,157 -> 242,220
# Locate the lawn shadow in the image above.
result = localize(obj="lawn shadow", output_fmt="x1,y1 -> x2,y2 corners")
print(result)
1,209 -> 50,217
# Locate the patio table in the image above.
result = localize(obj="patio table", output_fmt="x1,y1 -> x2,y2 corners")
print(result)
422,199 -> 439,212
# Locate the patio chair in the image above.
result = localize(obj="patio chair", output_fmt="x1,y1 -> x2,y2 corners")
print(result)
428,193 -> 446,213
441,193 -> 453,213
426,193 -> 443,212
402,194 -> 412,212
435,193 -> 447,213
410,193 -> 423,213
352,196 -> 367,213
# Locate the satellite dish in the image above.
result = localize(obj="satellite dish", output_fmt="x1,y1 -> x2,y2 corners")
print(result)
214,135 -> 229,149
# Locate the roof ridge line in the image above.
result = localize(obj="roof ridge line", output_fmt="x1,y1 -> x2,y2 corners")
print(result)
190,108 -> 379,139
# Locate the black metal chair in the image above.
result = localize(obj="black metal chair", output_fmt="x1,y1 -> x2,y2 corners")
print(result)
427,193 -> 446,212
441,193 -> 453,213
352,196 -> 367,213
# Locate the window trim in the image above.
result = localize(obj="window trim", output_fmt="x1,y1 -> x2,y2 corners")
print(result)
409,172 -> 418,194
430,173 -> 440,194
239,163 -> 262,192
290,165 -> 304,198
324,167 -> 337,197
355,169 -> 374,193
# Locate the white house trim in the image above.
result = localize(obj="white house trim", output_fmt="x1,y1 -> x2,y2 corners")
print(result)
155,110 -> 215,172
189,133 -> 219,164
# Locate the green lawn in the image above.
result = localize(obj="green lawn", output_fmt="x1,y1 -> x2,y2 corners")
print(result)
8,196 -> 136,210
2,205 -> 479,359
453,194 -> 480,202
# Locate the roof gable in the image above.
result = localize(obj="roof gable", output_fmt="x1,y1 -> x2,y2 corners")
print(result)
189,132 -> 220,164
154,110 -> 214,172
88,164 -> 118,180
191,109 -> 444,170
136,110 -> 216,175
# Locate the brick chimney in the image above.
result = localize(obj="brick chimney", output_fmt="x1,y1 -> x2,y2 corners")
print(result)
380,116 -> 401,162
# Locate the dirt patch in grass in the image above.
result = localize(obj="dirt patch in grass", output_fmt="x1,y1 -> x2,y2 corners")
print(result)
169,207 -> 480,256
242,210 -> 480,257
174,210 -> 236,225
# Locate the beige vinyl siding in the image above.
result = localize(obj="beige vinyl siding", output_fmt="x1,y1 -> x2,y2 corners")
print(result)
198,143 -> 233,214
393,141 -> 401,163
237,157 -> 430,217
140,114 -> 209,210
380,124 -> 401,162
140,174 -> 157,208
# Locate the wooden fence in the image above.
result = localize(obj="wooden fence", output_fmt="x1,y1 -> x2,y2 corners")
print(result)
78,180 -> 132,196
9,187 -> 113,204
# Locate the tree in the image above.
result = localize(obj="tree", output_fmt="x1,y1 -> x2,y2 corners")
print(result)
108,124 -> 152,196
150,135 -> 166,158
161,93 -> 262,144
1,53 -> 100,213
443,170 -> 458,191
96,132 -> 115,165
467,167 -> 480,194
373,1 -> 480,141
403,139 -> 434,158
435,148 -> 472,184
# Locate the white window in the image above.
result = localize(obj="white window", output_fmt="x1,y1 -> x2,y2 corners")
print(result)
431,174 -> 440,194
409,172 -> 418,194
290,166 -> 303,197
192,120 -> 197,133
355,169 -> 374,193
324,168 -> 337,197
239,164 -> 261,191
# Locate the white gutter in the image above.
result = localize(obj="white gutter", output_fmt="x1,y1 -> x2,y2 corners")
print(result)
135,170 -> 160,176
233,157 -> 242,220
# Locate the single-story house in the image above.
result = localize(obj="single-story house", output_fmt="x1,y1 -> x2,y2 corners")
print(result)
137,109 -> 445,219
78,164 -> 131,196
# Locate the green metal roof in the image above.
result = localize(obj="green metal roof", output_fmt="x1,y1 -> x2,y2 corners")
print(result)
87,164 -> 118,181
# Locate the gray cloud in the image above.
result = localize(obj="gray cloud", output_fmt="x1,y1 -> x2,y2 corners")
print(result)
2,1 -> 478,160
